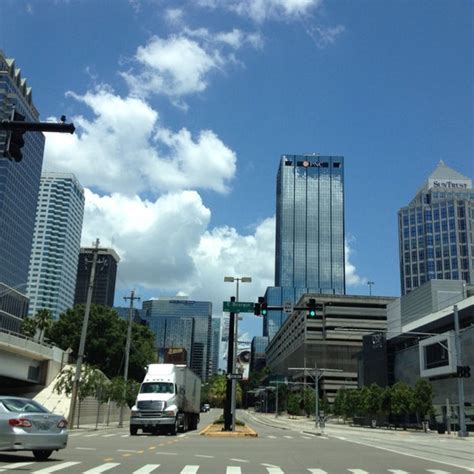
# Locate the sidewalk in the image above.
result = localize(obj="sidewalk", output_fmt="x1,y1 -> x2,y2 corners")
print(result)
67,422 -> 124,432
246,411 -> 474,441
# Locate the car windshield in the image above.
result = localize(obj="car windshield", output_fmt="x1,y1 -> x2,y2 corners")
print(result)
140,382 -> 174,394
1,398 -> 49,413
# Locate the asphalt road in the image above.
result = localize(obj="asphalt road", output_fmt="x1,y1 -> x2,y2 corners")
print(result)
0,409 -> 472,473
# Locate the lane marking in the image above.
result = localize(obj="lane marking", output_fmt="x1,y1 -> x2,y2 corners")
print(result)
84,433 -> 99,437
103,434 -> 116,437
32,462 -> 81,473
267,435 -> 277,439
266,468 -> 284,474
155,452 -> 177,455
230,459 -> 249,463
76,447 -> 97,450
0,462 -> 34,472
301,436 -> 311,439
117,449 -> 140,453
307,470 -> 328,474
226,468 -> 242,474
388,471 -> 410,474
283,435 -> 293,439
133,466 -> 161,474
83,463 -> 121,473
121,434 -> 129,437
347,470 -> 369,474
178,434 -> 186,438
426,471 -> 451,474
180,466 -> 199,474
195,455 -> 214,458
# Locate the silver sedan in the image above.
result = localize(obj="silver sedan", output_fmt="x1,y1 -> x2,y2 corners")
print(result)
0,396 -> 68,460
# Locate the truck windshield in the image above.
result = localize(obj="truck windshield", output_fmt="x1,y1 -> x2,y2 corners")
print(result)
140,382 -> 174,394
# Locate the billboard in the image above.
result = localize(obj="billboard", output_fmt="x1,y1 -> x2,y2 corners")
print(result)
419,331 -> 457,378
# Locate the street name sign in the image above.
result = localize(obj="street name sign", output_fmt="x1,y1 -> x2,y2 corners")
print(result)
226,373 -> 243,380
283,300 -> 293,314
223,301 -> 255,313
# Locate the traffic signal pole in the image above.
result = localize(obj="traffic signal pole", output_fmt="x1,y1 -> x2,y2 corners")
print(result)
224,297 -> 236,431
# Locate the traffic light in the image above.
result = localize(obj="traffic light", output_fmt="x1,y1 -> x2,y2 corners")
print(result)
254,296 -> 265,316
4,110 -> 26,162
261,302 -> 268,316
307,298 -> 317,319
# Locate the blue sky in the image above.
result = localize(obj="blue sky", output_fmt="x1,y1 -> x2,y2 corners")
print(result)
1,0 -> 472,343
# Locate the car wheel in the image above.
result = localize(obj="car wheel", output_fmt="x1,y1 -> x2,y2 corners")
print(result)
130,426 -> 138,436
33,449 -> 53,461
170,416 -> 178,435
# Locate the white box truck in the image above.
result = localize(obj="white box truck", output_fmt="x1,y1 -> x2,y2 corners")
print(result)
130,364 -> 201,436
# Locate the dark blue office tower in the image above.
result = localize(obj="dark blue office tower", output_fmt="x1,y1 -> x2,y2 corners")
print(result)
264,154 -> 345,340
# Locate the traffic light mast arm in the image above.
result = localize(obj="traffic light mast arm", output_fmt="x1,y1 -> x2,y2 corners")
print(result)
0,120 -> 75,134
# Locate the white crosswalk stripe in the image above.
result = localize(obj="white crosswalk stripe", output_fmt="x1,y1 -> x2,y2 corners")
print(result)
133,465 -> 161,474
84,433 -> 100,437
266,468 -> 284,474
83,463 -> 121,473
180,466 -> 200,474
267,435 -> 277,439
388,471 -> 410,474
32,462 -> 81,473
226,468 -> 242,474
283,435 -> 293,439
307,470 -> 328,474
0,462 -> 34,472
347,470 -> 369,474
426,471 -> 451,474
103,433 -> 117,437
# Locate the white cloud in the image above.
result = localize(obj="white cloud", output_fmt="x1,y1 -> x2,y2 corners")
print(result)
43,87 -> 236,195
121,29 -> 262,105
345,238 -> 366,287
197,0 -> 322,23
81,191 -> 275,314
306,24 -> 346,48
165,8 -> 184,26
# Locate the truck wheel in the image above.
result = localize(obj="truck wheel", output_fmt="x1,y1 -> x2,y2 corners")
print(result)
130,426 -> 138,436
170,416 -> 179,435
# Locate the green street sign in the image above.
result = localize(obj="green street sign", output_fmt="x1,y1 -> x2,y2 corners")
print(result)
223,301 -> 255,313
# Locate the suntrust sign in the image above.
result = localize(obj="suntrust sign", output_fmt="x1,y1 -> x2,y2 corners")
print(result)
429,179 -> 471,190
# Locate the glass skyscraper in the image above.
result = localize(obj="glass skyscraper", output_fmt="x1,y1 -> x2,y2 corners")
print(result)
142,297 -> 212,381
265,154 -> 345,340
26,173 -> 85,320
0,50 -> 45,290
398,161 -> 473,295
210,317 -> 221,375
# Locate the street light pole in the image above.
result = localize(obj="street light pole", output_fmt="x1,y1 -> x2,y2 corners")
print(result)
367,281 -> 374,296
224,276 -> 252,431
453,305 -> 468,437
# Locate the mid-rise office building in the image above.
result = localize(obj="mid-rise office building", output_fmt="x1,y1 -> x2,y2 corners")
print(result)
74,247 -> 120,307
0,282 -> 29,333
398,161 -> 473,295
265,154 -> 345,340
250,336 -> 268,373
266,294 -> 393,402
142,297 -> 212,381
27,173 -> 84,319
0,50 -> 45,290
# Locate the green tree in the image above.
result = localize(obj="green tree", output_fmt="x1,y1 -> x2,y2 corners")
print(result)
46,304 -> 156,381
303,387 -> 316,417
412,378 -> 434,422
390,382 -> 414,420
35,308 -> 53,343
333,389 -> 347,420
287,392 -> 301,416
363,383 -> 384,419
20,316 -> 37,338
105,377 -> 140,408
208,375 -> 227,408
344,389 -> 363,419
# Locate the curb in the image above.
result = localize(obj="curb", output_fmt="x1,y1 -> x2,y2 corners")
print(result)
200,423 -> 258,437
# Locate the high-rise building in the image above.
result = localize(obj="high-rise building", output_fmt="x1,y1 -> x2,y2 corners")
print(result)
250,336 -> 268,373
74,248 -> 120,307
265,154 -> 345,340
0,50 -> 45,290
142,297 -> 212,381
398,161 -> 473,295
210,317 -> 221,375
26,173 -> 84,319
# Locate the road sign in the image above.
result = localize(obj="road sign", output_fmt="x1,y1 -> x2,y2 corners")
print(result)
223,301 -> 255,313
283,300 -> 293,314
226,373 -> 243,380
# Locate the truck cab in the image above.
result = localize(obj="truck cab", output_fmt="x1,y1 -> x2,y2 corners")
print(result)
130,364 -> 200,436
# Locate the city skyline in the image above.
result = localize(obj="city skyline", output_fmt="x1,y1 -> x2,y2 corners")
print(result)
0,1 -> 472,341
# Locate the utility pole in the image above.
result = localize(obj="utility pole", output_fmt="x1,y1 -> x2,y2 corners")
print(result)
118,290 -> 140,428
68,238 -> 100,428
453,305 -> 468,437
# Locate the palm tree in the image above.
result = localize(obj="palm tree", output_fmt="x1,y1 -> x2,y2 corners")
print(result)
35,308 -> 53,343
